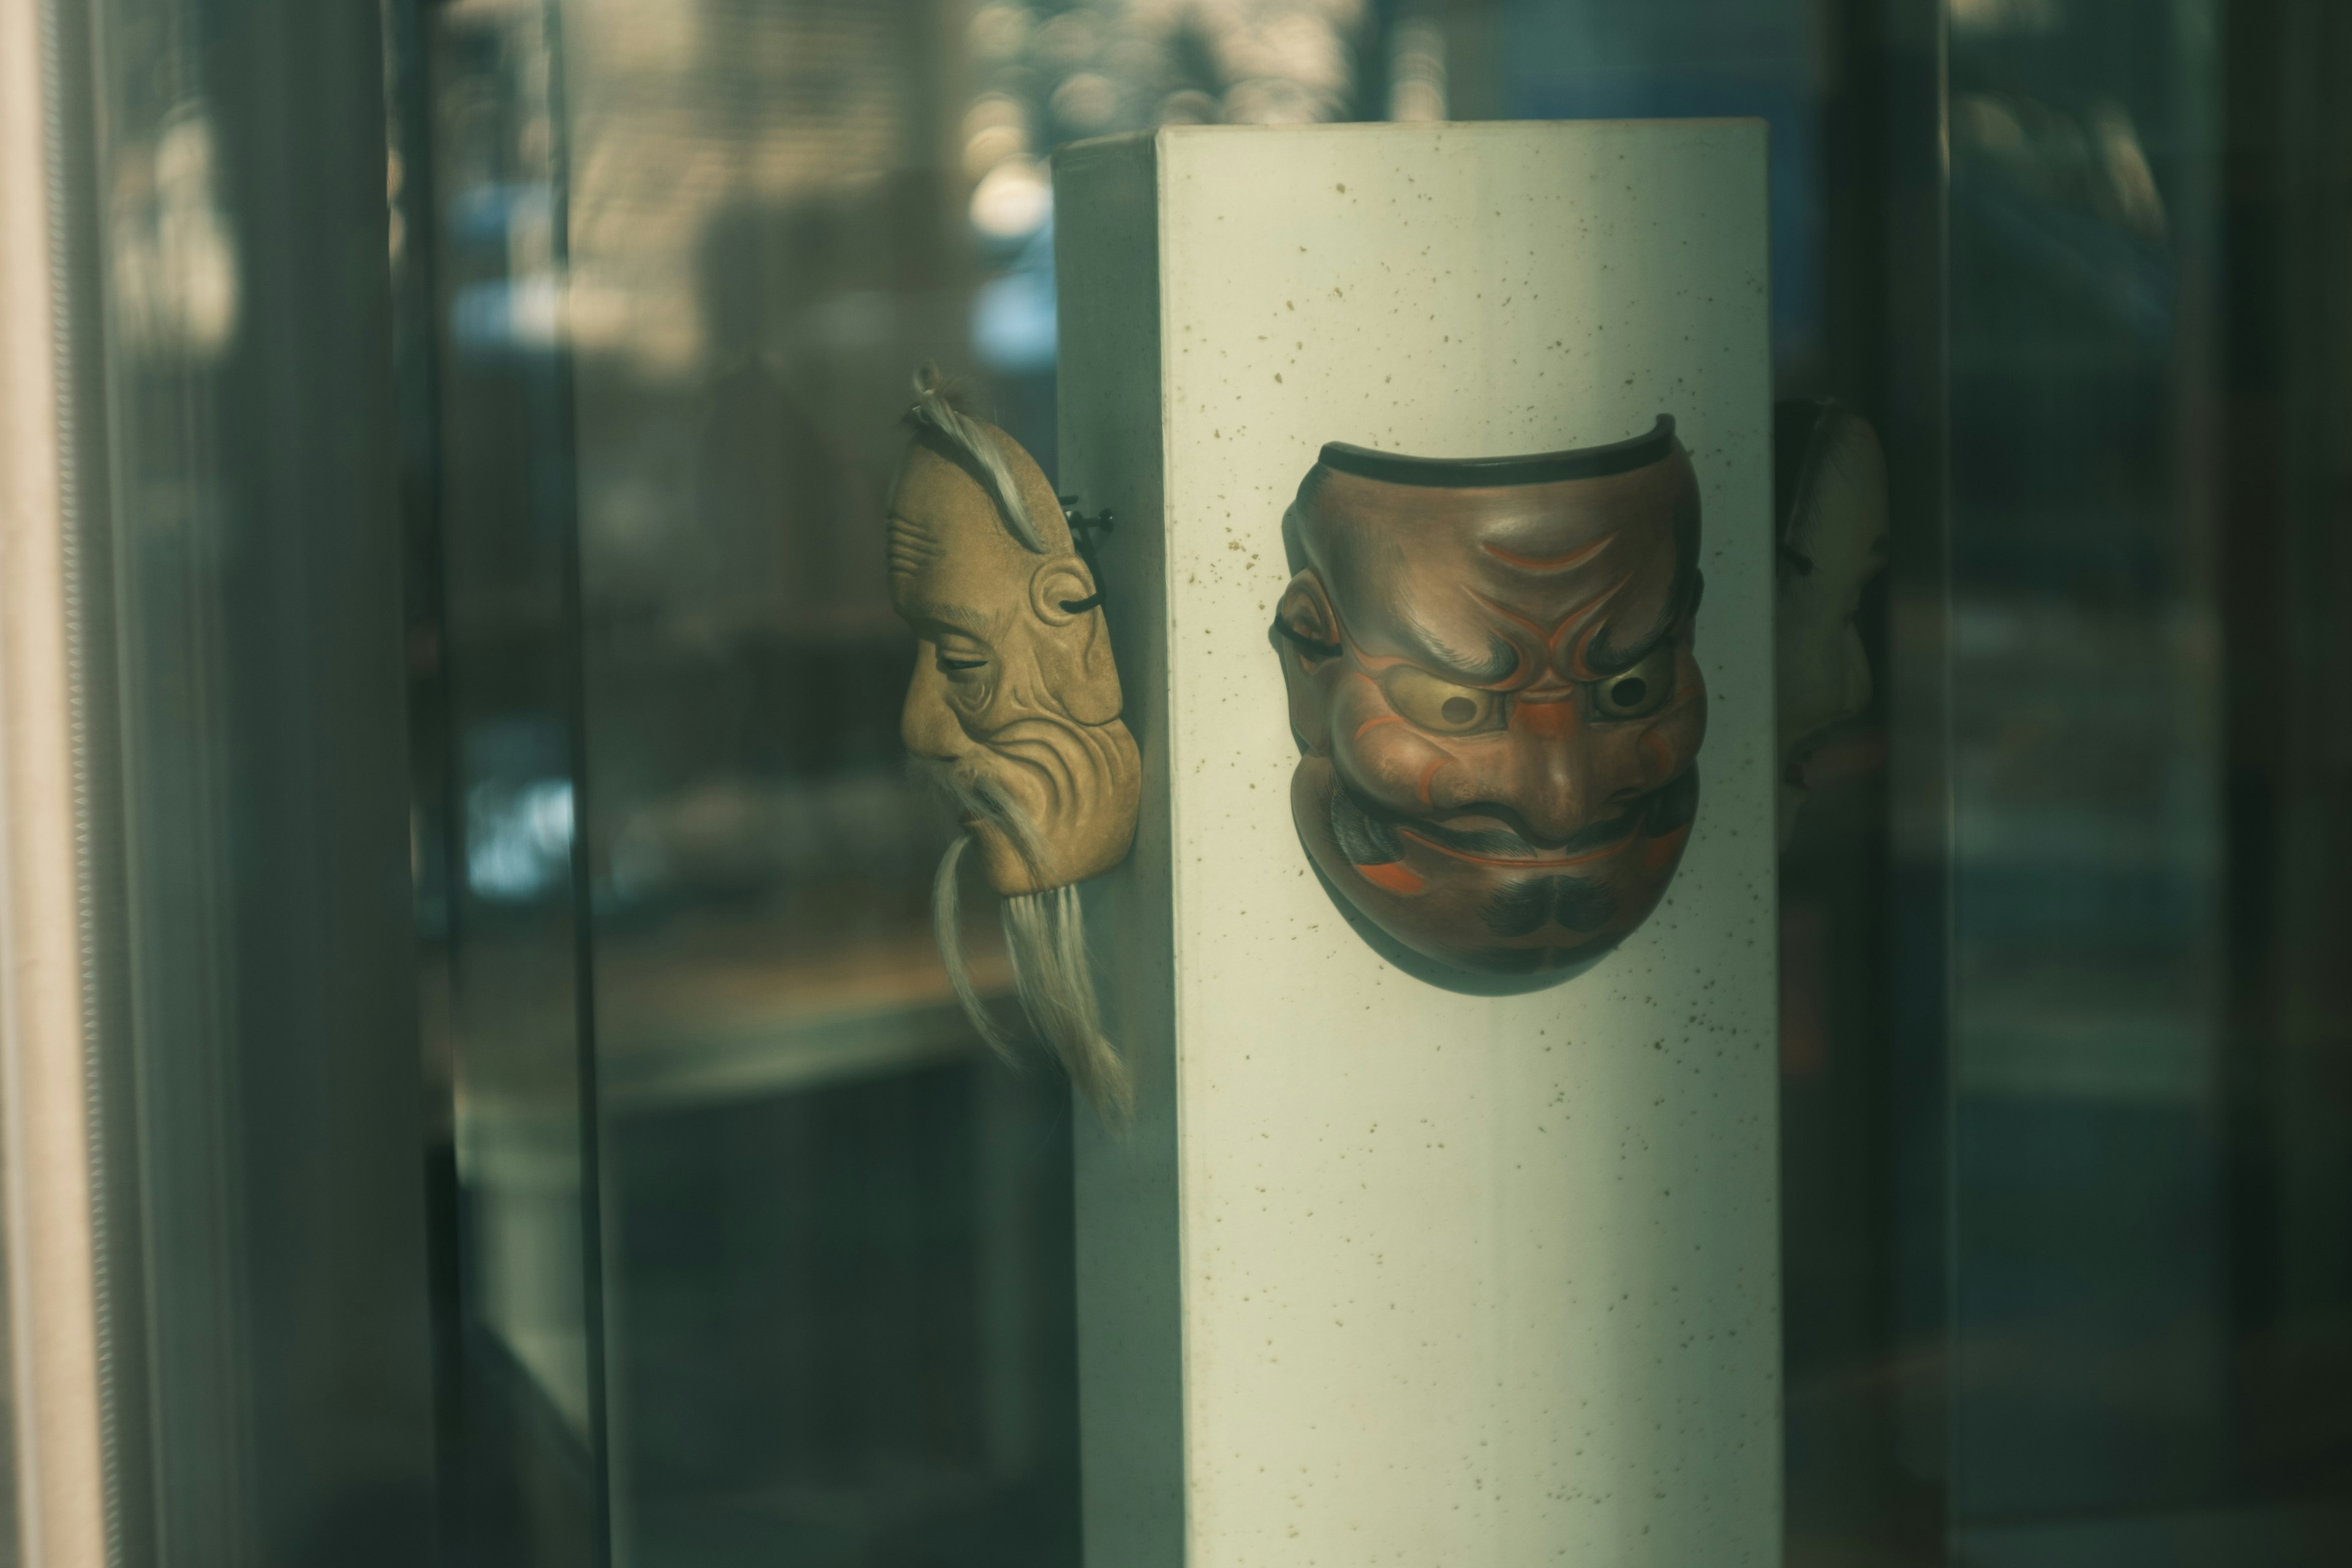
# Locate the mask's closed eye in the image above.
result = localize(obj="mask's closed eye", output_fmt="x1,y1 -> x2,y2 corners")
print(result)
1383,665 -> 1502,734
934,635 -> 989,676
1586,642 -> 1676,720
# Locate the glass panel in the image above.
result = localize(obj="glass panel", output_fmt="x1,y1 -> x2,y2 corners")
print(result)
6,0 -> 440,1556
1940,0 -> 2352,1559
2220,0 -> 2352,1555
549,2 -> 1084,1558
391,0 -> 611,1556
73,0 -> 439,1557
380,2 -> 2352,1564
1945,0 -> 2233,1540
86,10 -> 252,1542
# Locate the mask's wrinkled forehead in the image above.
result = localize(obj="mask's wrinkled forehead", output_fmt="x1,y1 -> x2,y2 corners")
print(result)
888,430 -> 1042,611
892,424 -> 1070,556
887,500 -> 950,583
1292,449 -> 1699,685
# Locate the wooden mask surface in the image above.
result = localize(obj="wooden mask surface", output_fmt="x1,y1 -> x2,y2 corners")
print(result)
887,413 -> 1140,897
1272,417 -> 1707,982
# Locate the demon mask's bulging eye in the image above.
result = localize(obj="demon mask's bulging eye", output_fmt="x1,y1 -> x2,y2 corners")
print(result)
1382,665 -> 1501,734
1587,643 -> 1676,720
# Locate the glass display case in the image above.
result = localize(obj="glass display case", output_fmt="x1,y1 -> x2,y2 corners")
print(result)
6,0 -> 2352,1564
387,1 -> 2352,1563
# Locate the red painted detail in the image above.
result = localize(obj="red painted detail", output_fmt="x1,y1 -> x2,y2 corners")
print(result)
1400,824 -> 1637,870
1482,536 -> 1613,573
1466,590 -> 1552,644
1356,859 -> 1425,895
1514,695 -> 1578,741
1642,823 -> 1691,872
1562,579 -> 1633,676
1354,714 -> 1405,739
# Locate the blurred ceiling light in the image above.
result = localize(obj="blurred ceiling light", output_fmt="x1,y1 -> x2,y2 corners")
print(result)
964,124 -> 1030,179
1255,12 -> 1348,93
961,93 -> 1030,178
1387,17 -> 1445,122
1036,8 -> 1102,67
1052,72 -> 1119,132
1156,88 -> 1218,126
963,91 -> 1028,138
970,156 -> 1052,239
972,226 -> 1057,374
1222,75 -> 1321,125
969,2 -> 1035,60
976,1 -> 1369,147
965,123 -> 1029,178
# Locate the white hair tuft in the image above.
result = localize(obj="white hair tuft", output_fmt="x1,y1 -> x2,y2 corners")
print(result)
933,835 -> 1018,1064
921,758 -> 1131,1123
1003,884 -> 1131,1123
908,364 -> 1047,553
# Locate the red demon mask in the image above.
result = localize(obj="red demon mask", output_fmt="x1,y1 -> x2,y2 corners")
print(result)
1272,417 -> 1706,982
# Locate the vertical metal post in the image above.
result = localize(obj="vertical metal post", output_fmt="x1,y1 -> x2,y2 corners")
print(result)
0,0 -> 116,1554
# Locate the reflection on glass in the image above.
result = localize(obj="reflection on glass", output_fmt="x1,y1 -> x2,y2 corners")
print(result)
551,2 -> 1083,1559
397,0 -> 608,1558
386,2 -> 2352,1564
539,2 -> 1398,1558
1946,2 -> 2233,1545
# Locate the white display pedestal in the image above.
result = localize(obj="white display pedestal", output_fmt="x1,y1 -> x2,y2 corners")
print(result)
1056,122 -> 1779,1567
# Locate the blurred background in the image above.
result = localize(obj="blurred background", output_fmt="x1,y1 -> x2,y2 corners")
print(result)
378,1 -> 2352,1564
19,0 -> 2352,1563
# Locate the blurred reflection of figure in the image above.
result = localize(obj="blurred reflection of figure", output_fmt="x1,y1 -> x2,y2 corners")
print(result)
1774,399 -> 1889,848
111,104 -> 240,360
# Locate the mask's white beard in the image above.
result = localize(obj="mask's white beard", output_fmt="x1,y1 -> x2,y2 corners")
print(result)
922,763 -> 1131,1122
1000,878 -> 1130,1120
932,835 -> 1013,1056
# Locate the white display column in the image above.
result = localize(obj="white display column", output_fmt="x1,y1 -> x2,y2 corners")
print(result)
1057,122 -> 1779,1567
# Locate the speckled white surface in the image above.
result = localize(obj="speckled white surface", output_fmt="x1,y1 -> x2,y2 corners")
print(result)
1058,122 -> 1778,1567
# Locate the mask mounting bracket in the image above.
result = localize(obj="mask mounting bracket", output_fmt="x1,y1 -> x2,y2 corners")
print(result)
1058,496 -> 1115,613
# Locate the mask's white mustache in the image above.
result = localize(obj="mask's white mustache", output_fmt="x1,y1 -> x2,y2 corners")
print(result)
912,758 -> 1043,874
916,760 -> 1131,1122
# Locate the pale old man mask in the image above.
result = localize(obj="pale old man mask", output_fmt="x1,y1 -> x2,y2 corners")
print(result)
1272,417 -> 1707,982
888,379 -> 1141,1115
